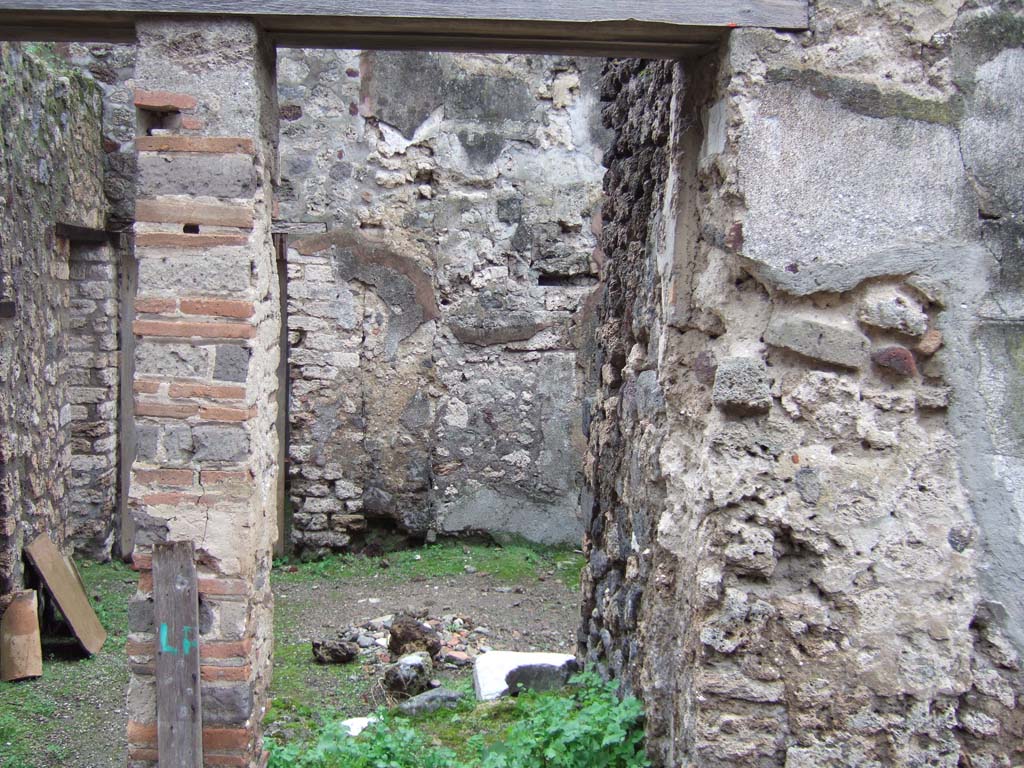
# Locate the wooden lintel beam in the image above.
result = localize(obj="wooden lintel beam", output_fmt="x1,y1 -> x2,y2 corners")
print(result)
0,1 -> 808,49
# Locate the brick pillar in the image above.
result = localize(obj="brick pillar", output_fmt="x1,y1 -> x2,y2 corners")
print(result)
124,20 -> 279,768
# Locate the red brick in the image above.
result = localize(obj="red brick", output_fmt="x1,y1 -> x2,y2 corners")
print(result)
201,638 -> 253,659
201,470 -> 252,485
203,729 -> 251,753
133,380 -> 162,395
128,748 -> 159,762
198,493 -> 250,508
204,756 -> 250,768
134,89 -> 197,111
135,401 -> 199,419
201,666 -> 252,683
131,552 -> 153,571
136,136 -> 254,155
125,640 -> 155,656
180,115 -> 205,131
134,468 -> 194,486
135,233 -> 249,248
134,297 -> 177,314
141,492 -> 201,507
136,199 -> 254,229
872,346 -> 918,377
180,298 -> 255,320
200,405 -> 256,422
127,721 -> 158,746
169,383 -> 246,400
198,578 -> 248,596
134,319 -> 256,340
137,572 -> 153,593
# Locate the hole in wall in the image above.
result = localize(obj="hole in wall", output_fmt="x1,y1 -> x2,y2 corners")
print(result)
183,223 -> 200,234
136,108 -> 182,136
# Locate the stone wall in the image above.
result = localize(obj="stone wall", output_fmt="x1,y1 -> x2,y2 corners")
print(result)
123,21 -> 280,767
582,1 -> 1024,765
278,50 -> 608,554
0,43 -> 108,599
67,239 -> 122,560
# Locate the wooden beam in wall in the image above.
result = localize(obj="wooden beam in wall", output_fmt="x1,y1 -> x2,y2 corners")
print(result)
0,1 -> 808,55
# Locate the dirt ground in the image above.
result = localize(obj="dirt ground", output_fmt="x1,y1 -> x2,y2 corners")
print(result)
0,549 -> 582,767
267,555 -> 583,745
277,569 -> 580,654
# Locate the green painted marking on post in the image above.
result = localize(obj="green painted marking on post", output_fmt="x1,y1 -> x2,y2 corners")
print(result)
158,623 -> 196,655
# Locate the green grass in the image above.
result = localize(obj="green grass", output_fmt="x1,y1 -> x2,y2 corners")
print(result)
272,540 -> 585,592
0,558 -> 135,767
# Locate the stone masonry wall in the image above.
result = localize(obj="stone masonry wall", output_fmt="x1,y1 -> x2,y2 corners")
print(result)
123,21 -> 280,767
67,239 -> 121,561
278,50 -> 608,554
0,43 -> 107,600
583,1 -> 1024,765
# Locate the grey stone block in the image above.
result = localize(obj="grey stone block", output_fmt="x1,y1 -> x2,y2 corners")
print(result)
764,316 -> 869,369
162,423 -> 195,465
138,252 -> 252,295
737,84 -> 975,295
202,683 -> 255,726
135,423 -> 160,461
398,687 -> 464,716
138,152 -> 256,199
214,344 -> 250,383
137,342 -> 211,379
712,357 -> 772,416
192,425 -> 249,463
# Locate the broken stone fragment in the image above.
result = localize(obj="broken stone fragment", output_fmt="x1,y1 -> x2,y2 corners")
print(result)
397,687 -> 464,716
794,466 -> 822,505
339,717 -> 377,737
473,650 -> 578,701
871,346 -> 918,377
857,286 -> 929,336
916,328 -> 943,356
916,386 -> 950,409
712,357 -> 772,416
312,637 -> 359,664
388,613 -> 442,658
383,652 -> 433,697
506,659 -> 581,696
764,315 -> 869,369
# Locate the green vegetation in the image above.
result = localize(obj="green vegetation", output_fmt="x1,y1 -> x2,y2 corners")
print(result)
273,540 -> 585,592
267,673 -> 649,768
266,540 -> 586,743
0,559 -> 135,768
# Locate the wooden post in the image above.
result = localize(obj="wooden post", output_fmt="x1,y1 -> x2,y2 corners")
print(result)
153,541 -> 202,768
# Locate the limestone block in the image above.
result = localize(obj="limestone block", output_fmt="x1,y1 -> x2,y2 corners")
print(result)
137,342 -> 211,379
737,84 -> 975,295
961,48 -> 1024,218
858,286 -> 929,336
137,251 -> 253,294
712,357 -> 772,415
138,152 -> 256,198
765,315 -> 869,369
473,651 -> 578,701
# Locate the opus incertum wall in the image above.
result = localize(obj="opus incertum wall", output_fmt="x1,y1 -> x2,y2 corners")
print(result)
0,4 -> 810,766
11,2 -> 1024,767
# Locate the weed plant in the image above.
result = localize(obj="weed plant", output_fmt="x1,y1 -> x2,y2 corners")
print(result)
267,672 -> 649,768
